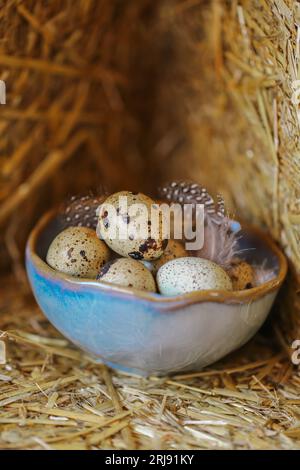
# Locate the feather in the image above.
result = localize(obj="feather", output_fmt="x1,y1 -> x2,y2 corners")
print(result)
159,181 -> 224,224
159,180 -> 241,268
253,262 -> 276,286
195,217 -> 241,269
60,188 -> 108,230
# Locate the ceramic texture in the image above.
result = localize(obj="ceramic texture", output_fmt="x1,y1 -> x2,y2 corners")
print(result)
26,211 -> 287,376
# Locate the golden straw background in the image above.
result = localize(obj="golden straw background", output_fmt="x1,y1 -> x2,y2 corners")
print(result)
1,0 -> 300,450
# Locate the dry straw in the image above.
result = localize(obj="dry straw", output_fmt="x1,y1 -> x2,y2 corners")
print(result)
1,0 -> 300,450
0,276 -> 300,450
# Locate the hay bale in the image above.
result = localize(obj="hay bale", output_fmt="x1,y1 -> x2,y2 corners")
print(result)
223,0 -> 300,346
217,0 -> 300,345
0,0 -> 299,340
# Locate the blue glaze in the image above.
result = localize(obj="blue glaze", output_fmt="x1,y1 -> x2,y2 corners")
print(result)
27,255 -> 160,362
25,211 -> 287,376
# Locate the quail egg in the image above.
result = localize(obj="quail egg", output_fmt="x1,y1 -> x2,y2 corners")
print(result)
143,240 -> 188,274
96,191 -> 168,261
157,257 -> 233,296
46,227 -> 111,278
97,258 -> 156,292
227,260 -> 254,290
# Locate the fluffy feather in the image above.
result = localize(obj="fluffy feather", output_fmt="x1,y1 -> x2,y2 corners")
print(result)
253,262 -> 276,286
159,180 -> 241,268
195,217 -> 241,269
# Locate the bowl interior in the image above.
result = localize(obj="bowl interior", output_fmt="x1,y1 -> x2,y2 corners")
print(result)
236,230 -> 280,275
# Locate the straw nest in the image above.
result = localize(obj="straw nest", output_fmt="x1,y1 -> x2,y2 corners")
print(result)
1,276 -> 300,450
1,0 -> 300,449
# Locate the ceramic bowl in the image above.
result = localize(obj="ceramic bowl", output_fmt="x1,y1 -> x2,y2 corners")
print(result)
26,210 -> 287,376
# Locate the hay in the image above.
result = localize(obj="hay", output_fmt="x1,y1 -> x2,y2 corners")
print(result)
0,276 -> 300,450
220,0 -> 300,345
0,0 -> 164,276
1,0 -> 300,450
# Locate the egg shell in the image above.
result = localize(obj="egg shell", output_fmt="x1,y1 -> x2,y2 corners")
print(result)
96,191 -> 168,261
46,227 -> 111,278
227,260 -> 254,290
97,258 -> 156,292
143,240 -> 188,274
157,257 -> 233,296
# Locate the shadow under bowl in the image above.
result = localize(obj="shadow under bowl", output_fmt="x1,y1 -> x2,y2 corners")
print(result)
26,210 -> 287,376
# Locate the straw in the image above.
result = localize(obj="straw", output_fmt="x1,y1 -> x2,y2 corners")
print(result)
0,276 -> 300,450
0,0 -> 300,450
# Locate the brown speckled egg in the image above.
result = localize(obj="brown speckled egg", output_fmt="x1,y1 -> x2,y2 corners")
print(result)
46,227 -> 111,278
157,257 -> 233,296
143,240 -> 188,274
96,191 -> 168,261
97,258 -> 156,292
227,260 -> 254,290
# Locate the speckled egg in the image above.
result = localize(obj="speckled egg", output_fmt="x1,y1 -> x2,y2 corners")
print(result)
97,258 -> 156,292
96,191 -> 168,261
143,240 -> 188,274
46,227 -> 111,278
227,260 -> 254,290
157,257 -> 233,296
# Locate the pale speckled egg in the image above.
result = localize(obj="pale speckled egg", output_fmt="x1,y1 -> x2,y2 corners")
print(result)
157,257 -> 233,296
46,227 -> 111,278
97,258 -> 156,292
143,240 -> 188,274
96,191 -> 168,261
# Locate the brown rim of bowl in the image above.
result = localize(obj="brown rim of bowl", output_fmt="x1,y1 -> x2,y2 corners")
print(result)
27,209 -> 288,307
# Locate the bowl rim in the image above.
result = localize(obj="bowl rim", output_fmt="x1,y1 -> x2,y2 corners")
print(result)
26,209 -> 288,307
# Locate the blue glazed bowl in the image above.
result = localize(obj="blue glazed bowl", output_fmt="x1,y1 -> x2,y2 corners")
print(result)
26,210 -> 287,376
